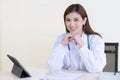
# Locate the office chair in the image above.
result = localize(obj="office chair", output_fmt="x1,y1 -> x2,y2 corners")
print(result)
103,42 -> 119,75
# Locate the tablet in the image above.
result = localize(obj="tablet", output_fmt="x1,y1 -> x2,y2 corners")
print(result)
7,54 -> 31,78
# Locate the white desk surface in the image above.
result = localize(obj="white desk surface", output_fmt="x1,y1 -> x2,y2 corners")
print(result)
1,68 -> 119,80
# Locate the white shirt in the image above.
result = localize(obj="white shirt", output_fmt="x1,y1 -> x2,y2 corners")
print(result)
48,33 -> 106,73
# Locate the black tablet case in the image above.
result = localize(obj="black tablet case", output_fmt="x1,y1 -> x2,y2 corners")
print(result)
7,54 -> 31,78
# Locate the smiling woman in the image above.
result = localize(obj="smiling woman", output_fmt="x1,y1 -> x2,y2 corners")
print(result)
47,3 -> 106,73
0,0 -> 119,74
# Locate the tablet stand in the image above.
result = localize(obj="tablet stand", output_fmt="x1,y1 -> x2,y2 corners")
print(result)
12,64 -> 31,78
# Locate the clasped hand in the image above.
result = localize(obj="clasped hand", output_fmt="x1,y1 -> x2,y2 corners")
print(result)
62,33 -> 84,48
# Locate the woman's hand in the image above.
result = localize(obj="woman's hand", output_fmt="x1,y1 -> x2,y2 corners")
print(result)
62,33 -> 74,46
73,34 -> 84,48
62,33 -> 84,48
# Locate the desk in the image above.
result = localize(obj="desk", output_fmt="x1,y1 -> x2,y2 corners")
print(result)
0,68 -> 100,80
100,72 -> 120,80
0,68 -> 48,80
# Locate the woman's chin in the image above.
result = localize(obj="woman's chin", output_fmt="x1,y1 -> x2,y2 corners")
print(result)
70,32 -> 78,35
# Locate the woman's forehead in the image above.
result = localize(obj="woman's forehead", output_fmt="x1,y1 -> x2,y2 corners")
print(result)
65,12 -> 82,19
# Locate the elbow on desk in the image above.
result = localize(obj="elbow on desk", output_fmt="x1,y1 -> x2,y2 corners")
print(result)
88,69 -> 102,73
47,65 -> 62,71
87,66 -> 105,73
87,60 -> 106,73
47,62 -> 62,71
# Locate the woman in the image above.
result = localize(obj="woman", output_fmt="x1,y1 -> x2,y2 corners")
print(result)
48,3 -> 106,73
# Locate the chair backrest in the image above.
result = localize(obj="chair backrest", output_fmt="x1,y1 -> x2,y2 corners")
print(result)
103,42 -> 119,73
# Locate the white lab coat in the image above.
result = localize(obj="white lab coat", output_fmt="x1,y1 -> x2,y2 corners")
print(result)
48,33 -> 106,73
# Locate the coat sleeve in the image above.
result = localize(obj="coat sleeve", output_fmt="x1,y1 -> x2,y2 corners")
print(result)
47,35 -> 69,70
78,35 -> 106,73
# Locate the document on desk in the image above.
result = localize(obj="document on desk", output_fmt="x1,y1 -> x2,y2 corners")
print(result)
46,71 -> 82,80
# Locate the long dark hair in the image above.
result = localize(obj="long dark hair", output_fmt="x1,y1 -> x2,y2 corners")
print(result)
64,4 -> 102,37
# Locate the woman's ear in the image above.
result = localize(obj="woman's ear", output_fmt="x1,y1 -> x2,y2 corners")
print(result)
83,17 -> 87,25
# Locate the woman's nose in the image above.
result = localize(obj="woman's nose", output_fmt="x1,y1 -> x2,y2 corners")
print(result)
70,21 -> 75,26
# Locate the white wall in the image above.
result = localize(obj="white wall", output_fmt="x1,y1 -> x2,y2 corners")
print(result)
0,0 -> 120,71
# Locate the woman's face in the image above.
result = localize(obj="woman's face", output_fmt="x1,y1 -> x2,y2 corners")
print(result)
65,12 -> 86,35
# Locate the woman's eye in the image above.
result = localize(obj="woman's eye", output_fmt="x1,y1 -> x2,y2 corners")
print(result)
74,19 -> 79,21
66,19 -> 70,21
